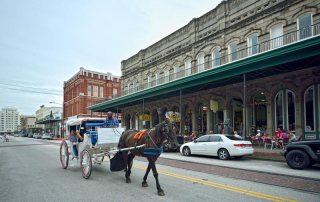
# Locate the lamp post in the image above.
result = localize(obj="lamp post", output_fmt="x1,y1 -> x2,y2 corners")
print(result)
49,102 -> 63,138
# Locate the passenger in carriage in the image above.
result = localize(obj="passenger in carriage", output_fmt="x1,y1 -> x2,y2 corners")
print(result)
69,130 -> 83,158
105,111 -> 119,127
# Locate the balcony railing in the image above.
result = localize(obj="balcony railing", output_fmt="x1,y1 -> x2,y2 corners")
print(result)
123,23 -> 320,96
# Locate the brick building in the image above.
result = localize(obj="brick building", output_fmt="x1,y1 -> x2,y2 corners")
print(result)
63,67 -> 121,120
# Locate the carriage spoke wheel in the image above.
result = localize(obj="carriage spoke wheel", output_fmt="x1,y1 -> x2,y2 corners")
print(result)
80,150 -> 92,179
60,140 -> 69,169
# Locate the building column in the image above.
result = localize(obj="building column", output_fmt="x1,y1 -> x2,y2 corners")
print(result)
192,107 -> 197,133
207,109 -> 213,133
295,97 -> 303,135
266,103 -> 273,135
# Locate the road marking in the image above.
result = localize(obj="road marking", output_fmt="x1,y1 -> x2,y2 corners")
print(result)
134,165 -> 299,202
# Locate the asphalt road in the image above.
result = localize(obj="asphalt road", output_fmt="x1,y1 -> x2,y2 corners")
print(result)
0,137 -> 319,202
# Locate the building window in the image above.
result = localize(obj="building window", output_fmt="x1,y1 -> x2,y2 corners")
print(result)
197,53 -> 205,72
287,91 -> 296,131
147,75 -> 151,88
275,90 -> 296,131
155,72 -> 159,85
87,85 -> 92,96
247,33 -> 259,56
298,13 -> 312,39
304,86 -> 315,131
169,68 -> 174,81
185,59 -> 192,76
174,64 -> 184,79
113,88 -> 118,97
93,85 -> 98,97
270,23 -> 283,49
228,42 -> 237,62
99,86 -> 104,98
211,48 -> 221,67
164,69 -> 170,83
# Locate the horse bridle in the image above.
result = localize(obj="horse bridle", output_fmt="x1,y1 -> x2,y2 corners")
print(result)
147,122 -> 172,147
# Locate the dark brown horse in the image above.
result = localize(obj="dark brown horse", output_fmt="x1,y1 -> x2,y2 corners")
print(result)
117,121 -> 178,196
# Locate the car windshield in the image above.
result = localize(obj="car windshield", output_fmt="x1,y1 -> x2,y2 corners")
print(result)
225,135 -> 244,141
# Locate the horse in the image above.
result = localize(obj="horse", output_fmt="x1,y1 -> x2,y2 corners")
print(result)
117,121 -> 178,196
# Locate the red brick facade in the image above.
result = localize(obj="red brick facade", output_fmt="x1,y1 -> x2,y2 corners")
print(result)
63,67 -> 121,120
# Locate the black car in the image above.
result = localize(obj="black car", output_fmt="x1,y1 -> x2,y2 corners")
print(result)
282,140 -> 320,169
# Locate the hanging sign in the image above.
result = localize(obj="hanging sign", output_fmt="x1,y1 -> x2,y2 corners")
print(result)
210,100 -> 219,112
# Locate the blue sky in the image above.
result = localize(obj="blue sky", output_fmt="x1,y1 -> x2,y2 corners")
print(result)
0,0 -> 221,115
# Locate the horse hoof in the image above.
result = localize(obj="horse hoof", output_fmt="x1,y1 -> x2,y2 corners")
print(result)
158,191 -> 165,196
126,179 -> 131,183
142,182 -> 148,187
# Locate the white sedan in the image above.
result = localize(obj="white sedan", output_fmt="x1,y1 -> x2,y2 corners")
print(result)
180,134 -> 253,160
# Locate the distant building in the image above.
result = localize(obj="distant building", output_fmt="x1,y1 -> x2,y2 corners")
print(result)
35,105 -> 63,136
0,107 -> 20,134
19,115 -> 42,132
63,67 -> 121,121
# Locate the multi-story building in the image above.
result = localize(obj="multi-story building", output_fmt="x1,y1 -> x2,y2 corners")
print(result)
90,0 -> 320,140
63,67 -> 121,120
0,107 -> 20,134
36,105 -> 63,136
20,115 -> 36,129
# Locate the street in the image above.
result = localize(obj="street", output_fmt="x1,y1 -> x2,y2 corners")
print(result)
1,137 -> 320,202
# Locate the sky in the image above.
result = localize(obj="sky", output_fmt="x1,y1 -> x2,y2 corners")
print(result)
0,0 -> 222,115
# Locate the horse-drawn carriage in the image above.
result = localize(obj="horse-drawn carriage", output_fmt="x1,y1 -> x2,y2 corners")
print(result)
59,112 -> 180,196
59,117 -> 126,179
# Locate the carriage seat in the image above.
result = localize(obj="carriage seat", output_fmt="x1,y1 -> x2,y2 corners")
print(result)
85,131 -> 98,145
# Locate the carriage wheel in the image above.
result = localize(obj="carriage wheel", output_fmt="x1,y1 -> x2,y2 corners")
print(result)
80,149 -> 92,179
60,140 -> 69,169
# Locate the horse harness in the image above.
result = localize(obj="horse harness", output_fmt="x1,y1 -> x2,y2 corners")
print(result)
131,122 -> 171,156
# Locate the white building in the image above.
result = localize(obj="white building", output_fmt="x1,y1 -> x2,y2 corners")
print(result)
0,107 -> 20,134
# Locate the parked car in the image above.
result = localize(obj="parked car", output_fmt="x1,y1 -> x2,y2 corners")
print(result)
282,140 -> 320,170
33,133 -> 42,139
28,133 -> 34,138
180,134 -> 253,160
41,133 -> 53,140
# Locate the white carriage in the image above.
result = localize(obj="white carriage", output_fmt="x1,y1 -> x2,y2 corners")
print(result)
59,118 -> 125,179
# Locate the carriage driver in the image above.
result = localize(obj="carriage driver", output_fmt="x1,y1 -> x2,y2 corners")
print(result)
69,130 -> 83,158
105,111 -> 119,127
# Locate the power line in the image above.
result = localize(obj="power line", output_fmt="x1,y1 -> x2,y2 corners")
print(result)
0,82 -> 62,93
0,86 -> 62,96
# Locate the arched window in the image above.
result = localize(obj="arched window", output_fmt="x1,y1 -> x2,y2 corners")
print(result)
270,23 -> 283,49
155,72 -> 159,85
247,33 -> 259,56
211,48 -> 221,67
185,59 -> 192,76
298,13 -> 313,39
228,42 -> 238,62
197,53 -> 205,72
169,68 -> 174,81
274,90 -> 296,131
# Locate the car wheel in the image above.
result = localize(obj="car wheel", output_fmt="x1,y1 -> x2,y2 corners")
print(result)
218,149 -> 230,160
286,150 -> 310,170
182,146 -> 191,156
